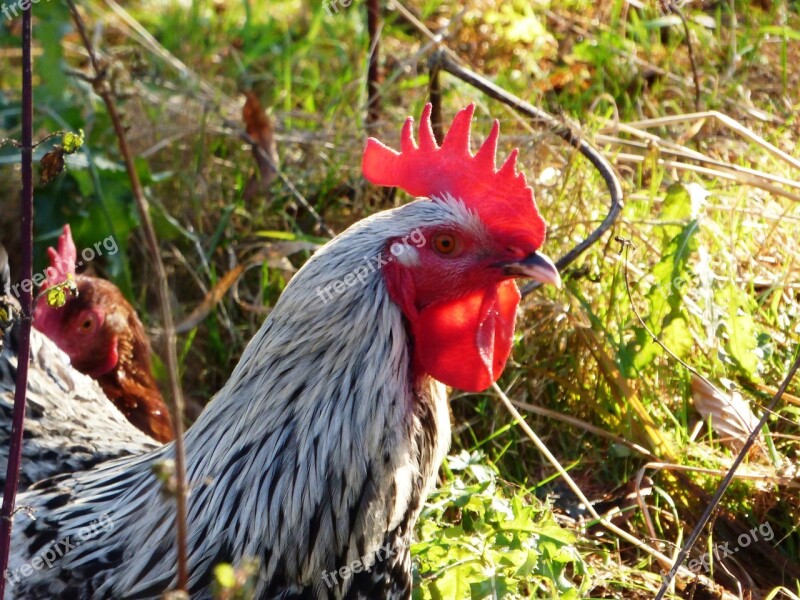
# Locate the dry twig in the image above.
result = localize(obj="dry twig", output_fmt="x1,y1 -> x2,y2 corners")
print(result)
65,2 -> 190,591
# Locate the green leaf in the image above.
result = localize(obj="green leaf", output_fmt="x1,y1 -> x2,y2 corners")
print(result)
759,26 -> 800,41
623,214 -> 701,376
660,182 -> 693,223
427,561 -> 478,599
470,576 -> 510,599
660,317 -> 692,359
255,229 -> 328,244
650,220 -> 699,320
44,274 -> 78,308
725,284 -> 759,377
513,548 -> 540,577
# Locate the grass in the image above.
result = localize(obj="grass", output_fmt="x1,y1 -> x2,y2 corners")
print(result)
1,0 -> 800,597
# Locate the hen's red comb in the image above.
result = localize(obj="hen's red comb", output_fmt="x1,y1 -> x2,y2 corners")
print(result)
362,103 -> 546,249
45,224 -> 77,288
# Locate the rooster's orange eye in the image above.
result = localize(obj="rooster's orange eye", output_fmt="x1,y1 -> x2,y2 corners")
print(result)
432,233 -> 458,256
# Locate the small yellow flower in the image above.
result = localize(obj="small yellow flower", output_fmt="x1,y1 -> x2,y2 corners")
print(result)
62,129 -> 85,154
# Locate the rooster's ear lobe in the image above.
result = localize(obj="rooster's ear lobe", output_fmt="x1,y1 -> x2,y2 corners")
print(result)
382,260 -> 418,321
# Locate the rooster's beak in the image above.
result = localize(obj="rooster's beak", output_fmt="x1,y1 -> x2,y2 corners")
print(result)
500,252 -> 562,288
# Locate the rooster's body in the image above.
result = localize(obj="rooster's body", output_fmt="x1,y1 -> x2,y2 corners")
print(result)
5,106 -> 560,599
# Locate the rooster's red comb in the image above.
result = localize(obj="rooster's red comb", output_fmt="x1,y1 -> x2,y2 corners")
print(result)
362,103 -> 546,249
44,224 -> 77,288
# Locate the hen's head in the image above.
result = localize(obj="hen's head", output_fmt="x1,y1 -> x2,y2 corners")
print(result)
33,225 -> 121,378
363,104 -> 560,392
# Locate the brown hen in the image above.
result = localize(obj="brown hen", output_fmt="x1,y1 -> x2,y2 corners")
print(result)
32,225 -> 173,442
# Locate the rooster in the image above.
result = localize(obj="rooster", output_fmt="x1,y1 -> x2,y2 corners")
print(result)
6,105 -> 561,599
0,246 -> 158,491
32,225 -> 174,442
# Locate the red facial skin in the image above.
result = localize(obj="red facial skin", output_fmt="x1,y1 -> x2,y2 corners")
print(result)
33,276 -> 174,443
384,225 -> 533,393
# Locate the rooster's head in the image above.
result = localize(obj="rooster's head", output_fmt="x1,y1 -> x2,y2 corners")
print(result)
363,104 -> 560,392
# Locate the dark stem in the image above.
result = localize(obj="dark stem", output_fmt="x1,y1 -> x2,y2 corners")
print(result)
672,2 -> 701,111
366,0 -> 381,128
0,5 -> 34,596
427,50 -> 624,295
428,63 -> 443,144
65,2 -> 190,591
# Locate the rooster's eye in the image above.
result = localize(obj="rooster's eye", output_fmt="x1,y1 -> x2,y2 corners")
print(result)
78,318 -> 94,334
432,233 -> 458,256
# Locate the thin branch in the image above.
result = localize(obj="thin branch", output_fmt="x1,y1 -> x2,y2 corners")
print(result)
669,2 -> 701,111
428,61 -> 443,145
617,237 -> 709,384
621,111 -> 800,171
615,152 -> 800,202
1,131 -> 67,150
510,398 -> 656,458
654,346 -> 800,598
65,1 -> 190,591
0,5 -> 34,596
366,0 -> 381,128
597,133 -> 800,193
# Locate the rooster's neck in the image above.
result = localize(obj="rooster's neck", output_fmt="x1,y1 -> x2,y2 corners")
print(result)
21,207 -> 454,598
172,220 -> 452,593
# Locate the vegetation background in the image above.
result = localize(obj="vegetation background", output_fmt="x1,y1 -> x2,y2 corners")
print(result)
1,0 -> 799,597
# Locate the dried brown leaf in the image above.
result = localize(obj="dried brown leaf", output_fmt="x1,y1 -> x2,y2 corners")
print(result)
242,91 -> 278,202
690,374 -> 767,457
39,147 -> 66,185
